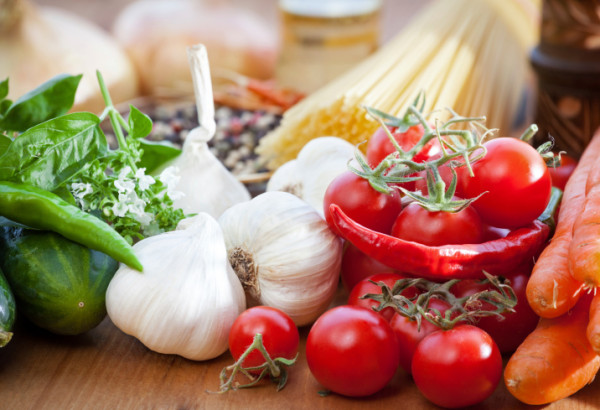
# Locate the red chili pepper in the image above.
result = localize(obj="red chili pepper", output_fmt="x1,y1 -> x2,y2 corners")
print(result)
329,204 -> 550,280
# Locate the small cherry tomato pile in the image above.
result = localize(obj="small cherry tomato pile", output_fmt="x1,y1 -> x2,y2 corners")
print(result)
316,98 -> 575,407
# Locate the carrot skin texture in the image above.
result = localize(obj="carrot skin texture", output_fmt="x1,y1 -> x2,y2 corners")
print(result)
504,293 -> 600,405
587,293 -> 600,355
569,131 -> 600,288
526,134 -> 600,317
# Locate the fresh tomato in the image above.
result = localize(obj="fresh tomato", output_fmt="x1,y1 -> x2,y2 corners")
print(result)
389,298 -> 453,374
390,201 -> 485,246
366,123 -> 439,166
341,243 -> 395,291
413,164 -> 459,197
411,324 -> 502,408
306,305 -> 400,397
451,265 -> 539,353
347,272 -> 417,321
366,124 -> 441,191
547,153 -> 577,191
228,306 -> 299,373
459,137 -> 552,229
323,170 -> 402,235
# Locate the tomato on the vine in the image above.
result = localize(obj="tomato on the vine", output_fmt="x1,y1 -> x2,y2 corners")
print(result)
347,272 -> 416,321
390,201 -> 485,246
547,153 -> 577,191
451,264 -> 539,353
228,306 -> 299,373
366,124 -> 441,191
306,305 -> 400,397
458,137 -> 552,229
323,170 -> 402,235
390,298 -> 454,373
411,324 -> 502,408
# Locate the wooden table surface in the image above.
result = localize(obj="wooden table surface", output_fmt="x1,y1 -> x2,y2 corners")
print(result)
2,285 -> 600,410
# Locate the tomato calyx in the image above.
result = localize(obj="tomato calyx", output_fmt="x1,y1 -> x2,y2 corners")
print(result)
401,164 -> 482,213
364,272 -> 517,331
218,333 -> 299,393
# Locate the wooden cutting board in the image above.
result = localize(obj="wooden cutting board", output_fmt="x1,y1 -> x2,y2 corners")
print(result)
2,289 -> 600,410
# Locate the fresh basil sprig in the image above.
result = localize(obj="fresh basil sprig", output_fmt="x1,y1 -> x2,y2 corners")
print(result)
0,72 -> 184,242
0,112 -> 108,191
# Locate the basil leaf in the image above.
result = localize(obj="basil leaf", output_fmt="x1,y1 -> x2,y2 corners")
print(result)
0,78 -> 8,101
0,134 -> 11,156
0,112 -> 108,191
128,105 -> 153,140
0,73 -> 82,132
138,139 -> 181,174
0,99 -> 12,117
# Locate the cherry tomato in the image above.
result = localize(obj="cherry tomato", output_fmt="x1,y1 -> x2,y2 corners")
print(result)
459,137 -> 552,229
367,124 -> 441,191
547,153 -> 577,191
451,265 -> 539,353
390,201 -> 485,246
323,170 -> 402,235
306,305 -> 400,397
347,272 -> 417,321
413,164 -> 460,197
341,243 -> 396,291
389,298 -> 453,373
228,306 -> 299,373
411,324 -> 502,408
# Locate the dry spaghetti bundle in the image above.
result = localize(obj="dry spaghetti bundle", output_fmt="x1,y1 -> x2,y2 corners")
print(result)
257,0 -> 541,169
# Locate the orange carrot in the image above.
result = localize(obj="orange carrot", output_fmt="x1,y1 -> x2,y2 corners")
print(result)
504,293 -> 600,405
587,292 -> 600,355
569,132 -> 600,289
525,135 -> 600,317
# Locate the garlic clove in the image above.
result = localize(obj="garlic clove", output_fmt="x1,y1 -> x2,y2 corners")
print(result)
157,44 -> 251,218
219,191 -> 342,326
267,136 -> 356,217
106,213 -> 246,361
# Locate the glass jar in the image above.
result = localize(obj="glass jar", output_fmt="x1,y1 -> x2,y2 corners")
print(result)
276,0 -> 382,94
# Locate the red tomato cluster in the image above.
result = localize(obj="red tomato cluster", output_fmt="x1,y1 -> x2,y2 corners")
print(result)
224,122 -> 579,407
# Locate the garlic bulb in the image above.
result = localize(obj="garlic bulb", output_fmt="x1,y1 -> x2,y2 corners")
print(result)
106,213 -> 246,361
218,191 -> 342,326
158,44 -> 250,218
267,136 -> 356,217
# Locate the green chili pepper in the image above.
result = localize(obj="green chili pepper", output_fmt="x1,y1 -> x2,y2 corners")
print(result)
0,181 -> 143,271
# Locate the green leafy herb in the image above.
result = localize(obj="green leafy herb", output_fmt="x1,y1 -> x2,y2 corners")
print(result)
0,135 -> 11,156
0,112 -> 108,191
67,71 -> 185,243
138,140 -> 182,174
0,74 -> 82,133
0,78 -> 8,101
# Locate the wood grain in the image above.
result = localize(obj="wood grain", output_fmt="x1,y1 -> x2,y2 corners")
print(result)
2,286 -> 600,410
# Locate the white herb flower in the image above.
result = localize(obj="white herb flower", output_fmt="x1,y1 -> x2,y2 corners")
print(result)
135,168 -> 156,191
71,182 -> 94,210
159,166 -> 185,200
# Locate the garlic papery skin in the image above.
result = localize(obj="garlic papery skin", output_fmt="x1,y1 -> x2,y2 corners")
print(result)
266,137 -> 356,218
158,44 -> 250,218
218,191 -> 342,326
106,213 -> 246,361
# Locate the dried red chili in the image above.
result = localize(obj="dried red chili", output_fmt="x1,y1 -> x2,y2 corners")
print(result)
328,204 -> 550,280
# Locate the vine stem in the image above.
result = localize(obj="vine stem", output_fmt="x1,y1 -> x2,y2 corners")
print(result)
96,70 -> 137,172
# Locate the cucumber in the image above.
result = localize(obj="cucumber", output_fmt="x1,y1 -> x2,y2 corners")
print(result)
0,227 -> 118,335
0,267 -> 16,347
